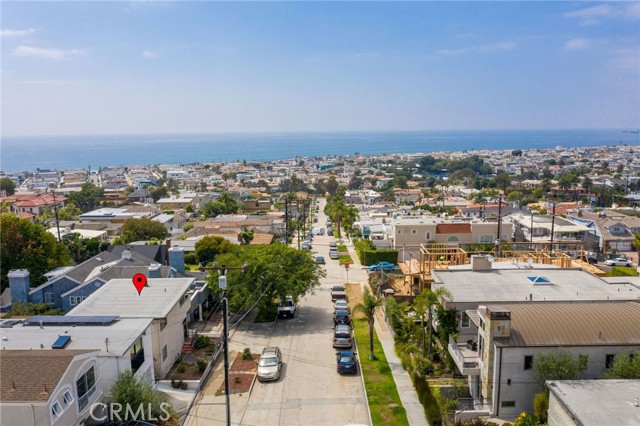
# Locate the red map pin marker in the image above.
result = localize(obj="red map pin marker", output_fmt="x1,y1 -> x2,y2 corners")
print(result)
132,273 -> 147,296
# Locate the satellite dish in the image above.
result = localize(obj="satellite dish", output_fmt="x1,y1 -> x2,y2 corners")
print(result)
487,255 -> 494,262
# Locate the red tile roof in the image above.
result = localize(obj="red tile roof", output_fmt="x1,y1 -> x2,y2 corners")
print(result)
436,223 -> 472,234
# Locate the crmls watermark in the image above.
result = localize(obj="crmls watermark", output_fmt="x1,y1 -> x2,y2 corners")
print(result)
89,402 -> 172,422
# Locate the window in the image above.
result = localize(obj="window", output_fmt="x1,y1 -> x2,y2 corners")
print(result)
69,296 -> 76,306
524,355 -> 533,370
159,319 -> 167,331
162,345 -> 168,361
44,293 -> 55,305
52,401 -> 63,417
606,354 -> 615,369
76,367 -> 96,411
425,232 -> 431,240
63,390 -> 73,405
447,236 -> 459,242
501,401 -> 516,408
460,312 -> 470,328
412,229 -> 417,234
130,338 -> 145,373
397,229 -> 402,235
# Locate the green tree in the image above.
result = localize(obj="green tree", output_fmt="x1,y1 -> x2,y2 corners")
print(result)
326,175 -> 339,196
0,178 -> 16,195
57,203 -> 82,220
201,192 -> 239,218
602,351 -> 640,379
149,186 -> 169,202
413,287 -> 453,361
62,233 -> 101,263
632,232 -> 640,257
533,392 -> 549,423
110,370 -> 178,425
195,236 -> 237,264
210,243 -> 324,315
5,301 -> 62,318
239,227 -> 255,245
352,287 -> 383,360
67,182 -> 104,212
121,218 -> 169,243
532,349 -> 589,389
348,176 -> 364,190
1,214 -> 71,291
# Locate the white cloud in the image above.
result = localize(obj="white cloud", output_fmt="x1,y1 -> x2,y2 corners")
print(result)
437,41 -> 516,56
565,38 -> 592,50
0,28 -> 36,37
142,50 -> 158,59
564,3 -> 640,25
14,45 -> 86,60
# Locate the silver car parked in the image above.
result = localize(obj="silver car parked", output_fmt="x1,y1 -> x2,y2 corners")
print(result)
257,347 -> 282,382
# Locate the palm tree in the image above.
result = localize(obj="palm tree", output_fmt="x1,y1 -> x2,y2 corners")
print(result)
414,287 -> 453,361
353,287 -> 383,360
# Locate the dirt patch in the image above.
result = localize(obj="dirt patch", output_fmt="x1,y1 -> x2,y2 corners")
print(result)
345,283 -> 365,319
216,373 -> 255,395
166,347 -> 213,380
230,353 -> 259,373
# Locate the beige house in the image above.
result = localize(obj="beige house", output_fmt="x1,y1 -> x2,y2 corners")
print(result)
1,350 -> 101,426
390,215 -> 512,251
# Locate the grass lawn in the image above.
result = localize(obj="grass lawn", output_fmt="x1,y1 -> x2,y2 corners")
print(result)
339,255 -> 354,265
606,266 -> 639,277
346,285 -> 409,426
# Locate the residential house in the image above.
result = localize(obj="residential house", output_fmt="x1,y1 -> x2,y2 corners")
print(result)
565,209 -> 640,252
0,193 -> 67,218
68,277 -> 195,377
0,316 -> 155,425
508,212 -> 593,243
0,350 -> 101,426
448,302 -> 640,422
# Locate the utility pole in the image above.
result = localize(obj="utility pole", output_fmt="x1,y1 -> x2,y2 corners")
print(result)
296,198 -> 301,249
284,197 -> 289,242
51,188 -> 62,242
550,201 -> 557,247
199,263 -> 248,426
496,196 -> 503,258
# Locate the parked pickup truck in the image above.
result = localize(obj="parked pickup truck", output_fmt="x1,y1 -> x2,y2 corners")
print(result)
331,285 -> 347,302
277,296 -> 296,319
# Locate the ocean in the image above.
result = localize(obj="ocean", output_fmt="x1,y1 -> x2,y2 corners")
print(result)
1,129 -> 638,173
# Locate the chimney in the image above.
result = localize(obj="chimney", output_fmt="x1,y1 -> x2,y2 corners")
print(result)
121,249 -> 133,261
148,263 -> 162,279
168,246 -> 185,275
471,255 -> 492,272
9,269 -> 30,304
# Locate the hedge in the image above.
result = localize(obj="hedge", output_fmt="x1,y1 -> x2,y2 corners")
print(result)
362,249 -> 399,266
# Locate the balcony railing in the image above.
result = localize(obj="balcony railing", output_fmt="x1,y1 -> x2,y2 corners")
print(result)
448,337 -> 480,376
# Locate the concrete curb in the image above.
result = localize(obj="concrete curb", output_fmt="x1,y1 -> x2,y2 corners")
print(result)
352,333 -> 374,426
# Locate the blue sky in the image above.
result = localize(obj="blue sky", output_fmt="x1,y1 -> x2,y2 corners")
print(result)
1,1 -> 639,136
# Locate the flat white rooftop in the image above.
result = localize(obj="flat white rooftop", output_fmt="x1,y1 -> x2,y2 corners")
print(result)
547,380 -> 640,426
0,317 -> 152,356
68,278 -> 194,318
433,265 -> 640,303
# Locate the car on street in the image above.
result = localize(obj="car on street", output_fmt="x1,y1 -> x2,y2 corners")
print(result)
313,217 -> 318,223
331,285 -> 347,301
605,257 -> 633,267
327,229 -> 334,237
301,242 -> 312,250
334,299 -> 349,312
336,351 -> 358,374
277,296 -> 296,319
369,261 -> 396,271
333,324 -> 353,348
333,309 -> 351,326
329,250 -> 340,260
315,256 -> 326,264
257,347 -> 283,381
573,254 -> 598,265
329,241 -> 337,248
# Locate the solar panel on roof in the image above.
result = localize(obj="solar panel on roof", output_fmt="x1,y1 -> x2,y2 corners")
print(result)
52,335 -> 71,349
24,315 -> 119,326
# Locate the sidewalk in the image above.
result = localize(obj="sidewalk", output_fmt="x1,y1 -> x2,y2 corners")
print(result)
345,238 -> 429,426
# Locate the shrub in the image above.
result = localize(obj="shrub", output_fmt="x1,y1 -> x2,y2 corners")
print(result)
243,347 -> 252,360
177,364 -> 186,374
194,335 -> 212,349
234,376 -> 241,383
533,392 -> 549,423
180,381 -> 188,390
196,359 -> 208,373
362,249 -> 399,266
184,253 -> 198,265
